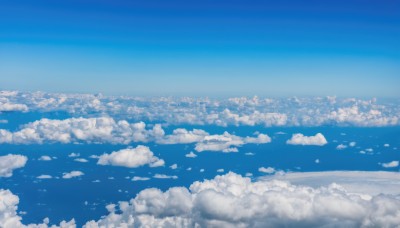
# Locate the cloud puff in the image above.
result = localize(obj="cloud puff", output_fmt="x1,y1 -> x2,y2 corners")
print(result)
380,161 -> 399,168
37,175 -> 52,179
38,156 -> 52,161
0,189 -> 75,227
0,154 -> 27,177
157,128 -> 209,144
84,171 -> 400,228
286,133 -> 327,146
0,101 -> 28,112
62,171 -> 84,179
195,132 -> 271,152
97,146 -> 164,168
258,166 -> 276,174
185,151 -> 197,158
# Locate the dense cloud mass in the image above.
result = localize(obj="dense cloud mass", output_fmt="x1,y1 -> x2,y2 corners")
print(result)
0,154 -> 27,177
97,146 -> 165,168
1,91 -> 399,127
0,117 -> 271,151
286,133 -> 328,146
83,172 -> 400,228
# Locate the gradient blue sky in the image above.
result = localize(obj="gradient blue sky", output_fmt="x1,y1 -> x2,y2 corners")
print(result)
0,0 -> 399,97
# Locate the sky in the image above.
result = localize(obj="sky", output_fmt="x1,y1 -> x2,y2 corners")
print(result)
0,0 -> 399,97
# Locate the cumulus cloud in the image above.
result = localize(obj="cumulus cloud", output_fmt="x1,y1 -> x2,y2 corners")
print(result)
37,175 -> 52,179
0,154 -> 27,177
185,151 -> 197,158
0,101 -> 28,112
286,133 -> 327,146
195,132 -> 271,152
132,176 -> 150,181
38,156 -> 52,161
97,146 -> 164,168
62,171 -> 84,179
153,174 -> 178,179
84,171 -> 400,228
258,166 -> 276,174
380,161 -> 399,168
74,158 -> 88,163
337,144 -> 348,150
0,189 -> 75,227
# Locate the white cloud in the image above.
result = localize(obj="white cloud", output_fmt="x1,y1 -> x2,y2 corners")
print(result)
169,164 -> 178,170
97,146 -> 164,168
0,154 -> 27,177
185,151 -> 197,158
195,131 -> 271,152
62,171 -> 84,179
39,155 -> 52,161
258,166 -> 276,174
349,141 -> 356,147
132,176 -> 150,181
84,171 -> 400,228
74,158 -> 88,163
153,174 -> 178,179
286,133 -> 328,146
381,161 -> 399,168
217,169 -> 224,173
337,144 -> 348,150
157,128 -> 209,144
68,153 -> 80,158
0,102 -> 28,112
383,143 -> 390,147
37,175 -> 52,179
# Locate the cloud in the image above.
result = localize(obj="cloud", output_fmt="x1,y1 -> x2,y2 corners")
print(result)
153,174 -> 178,179
97,146 -> 165,168
0,101 -> 28,112
74,158 -> 88,163
169,164 -> 178,170
185,151 -> 197,158
0,189 -> 75,227
195,132 -> 271,152
380,161 -> 399,168
62,171 -> 84,179
337,144 -> 348,150
0,117 -> 162,144
0,154 -> 27,177
157,128 -> 209,144
37,175 -> 52,179
286,133 -> 327,146
258,167 -> 276,174
2,91 -> 399,127
38,155 -> 52,161
132,176 -> 150,181
84,171 -> 400,228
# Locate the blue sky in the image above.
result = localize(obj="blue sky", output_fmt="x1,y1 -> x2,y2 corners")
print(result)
0,0 -> 399,97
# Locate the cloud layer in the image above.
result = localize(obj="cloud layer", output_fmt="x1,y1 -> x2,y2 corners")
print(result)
83,172 -> 400,228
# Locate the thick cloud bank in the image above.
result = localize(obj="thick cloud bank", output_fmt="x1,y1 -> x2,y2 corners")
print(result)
97,146 -> 165,168
84,172 -> 400,228
0,154 -> 27,177
0,117 -> 271,152
286,133 -> 328,146
1,91 -> 399,127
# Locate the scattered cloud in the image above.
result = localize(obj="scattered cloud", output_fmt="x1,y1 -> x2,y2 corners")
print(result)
0,154 -> 27,177
97,146 -> 164,168
380,161 -> 399,168
62,171 -> 84,179
286,133 -> 327,146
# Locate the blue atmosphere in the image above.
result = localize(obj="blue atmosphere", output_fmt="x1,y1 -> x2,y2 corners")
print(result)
1,0 -> 399,97
1,1 -> 400,228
